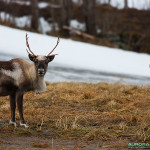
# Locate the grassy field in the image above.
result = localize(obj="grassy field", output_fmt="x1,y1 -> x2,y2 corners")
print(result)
0,82 -> 150,149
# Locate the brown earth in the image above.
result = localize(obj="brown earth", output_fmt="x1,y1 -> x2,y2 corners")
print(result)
1,82 -> 150,149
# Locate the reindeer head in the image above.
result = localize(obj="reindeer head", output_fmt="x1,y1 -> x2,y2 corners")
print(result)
26,33 -> 60,77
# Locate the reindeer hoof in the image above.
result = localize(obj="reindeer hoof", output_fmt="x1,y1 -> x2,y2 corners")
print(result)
9,120 -> 17,127
20,122 -> 29,128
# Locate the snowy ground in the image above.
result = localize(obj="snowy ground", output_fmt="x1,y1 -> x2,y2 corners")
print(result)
0,25 -> 150,85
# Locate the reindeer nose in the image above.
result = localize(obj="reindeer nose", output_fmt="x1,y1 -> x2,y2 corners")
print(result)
38,63 -> 45,76
38,63 -> 44,69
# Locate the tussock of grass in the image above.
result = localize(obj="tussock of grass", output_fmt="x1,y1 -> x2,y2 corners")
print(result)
1,82 -> 150,143
32,143 -> 49,148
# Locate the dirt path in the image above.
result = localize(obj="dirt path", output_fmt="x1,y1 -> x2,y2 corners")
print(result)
0,133 -> 99,150
0,133 -> 129,150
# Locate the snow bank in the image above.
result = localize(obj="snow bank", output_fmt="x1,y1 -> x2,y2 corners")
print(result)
0,25 -> 150,78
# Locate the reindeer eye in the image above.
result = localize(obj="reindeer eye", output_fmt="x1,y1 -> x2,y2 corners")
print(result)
34,59 -> 38,63
45,59 -> 49,64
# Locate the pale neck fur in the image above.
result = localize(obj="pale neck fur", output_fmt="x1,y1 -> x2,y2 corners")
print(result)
28,62 -> 46,93
32,64 -> 46,93
33,76 -> 46,94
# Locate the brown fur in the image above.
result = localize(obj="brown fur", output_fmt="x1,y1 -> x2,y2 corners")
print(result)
0,61 -> 14,71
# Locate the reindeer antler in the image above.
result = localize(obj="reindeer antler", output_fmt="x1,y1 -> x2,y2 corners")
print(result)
26,33 -> 36,56
47,37 -> 60,56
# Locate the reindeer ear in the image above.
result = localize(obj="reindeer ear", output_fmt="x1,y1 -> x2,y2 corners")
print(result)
28,54 -> 36,62
46,55 -> 55,63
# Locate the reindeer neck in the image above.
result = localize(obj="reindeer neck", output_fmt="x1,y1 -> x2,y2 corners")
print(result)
33,71 -> 46,94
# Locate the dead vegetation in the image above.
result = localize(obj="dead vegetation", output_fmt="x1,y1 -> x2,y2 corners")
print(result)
1,82 -> 150,148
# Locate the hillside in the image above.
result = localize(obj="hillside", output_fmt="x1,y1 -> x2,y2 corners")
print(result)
1,82 -> 150,149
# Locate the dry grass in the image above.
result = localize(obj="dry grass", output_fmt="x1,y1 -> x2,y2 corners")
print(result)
1,82 -> 150,144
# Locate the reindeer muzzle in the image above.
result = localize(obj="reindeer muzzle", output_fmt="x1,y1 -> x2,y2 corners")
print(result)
38,68 -> 45,76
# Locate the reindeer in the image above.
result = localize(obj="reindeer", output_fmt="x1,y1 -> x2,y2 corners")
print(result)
0,34 -> 59,128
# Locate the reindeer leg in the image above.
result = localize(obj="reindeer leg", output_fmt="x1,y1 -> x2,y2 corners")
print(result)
16,92 -> 29,128
9,94 -> 17,127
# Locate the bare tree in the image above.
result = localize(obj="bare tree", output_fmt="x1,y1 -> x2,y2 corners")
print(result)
82,0 -> 96,36
31,0 -> 39,30
77,0 -> 82,7
108,0 -> 111,5
124,0 -> 128,9
60,0 -> 70,36
50,0 -> 56,32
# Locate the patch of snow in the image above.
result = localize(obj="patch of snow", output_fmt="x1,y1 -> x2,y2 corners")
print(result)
0,12 -> 31,28
38,17 -> 52,34
110,0 -> 150,10
39,17 -> 59,34
70,20 -> 85,31
0,12 -> 59,34
15,16 -> 31,28
97,28 -> 102,34
0,12 -> 13,22
14,1 -> 30,6
0,0 -> 31,6
38,2 -> 49,9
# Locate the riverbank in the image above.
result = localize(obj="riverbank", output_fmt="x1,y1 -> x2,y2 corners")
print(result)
0,82 -> 150,149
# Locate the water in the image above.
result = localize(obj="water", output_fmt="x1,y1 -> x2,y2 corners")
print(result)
0,53 -> 150,86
